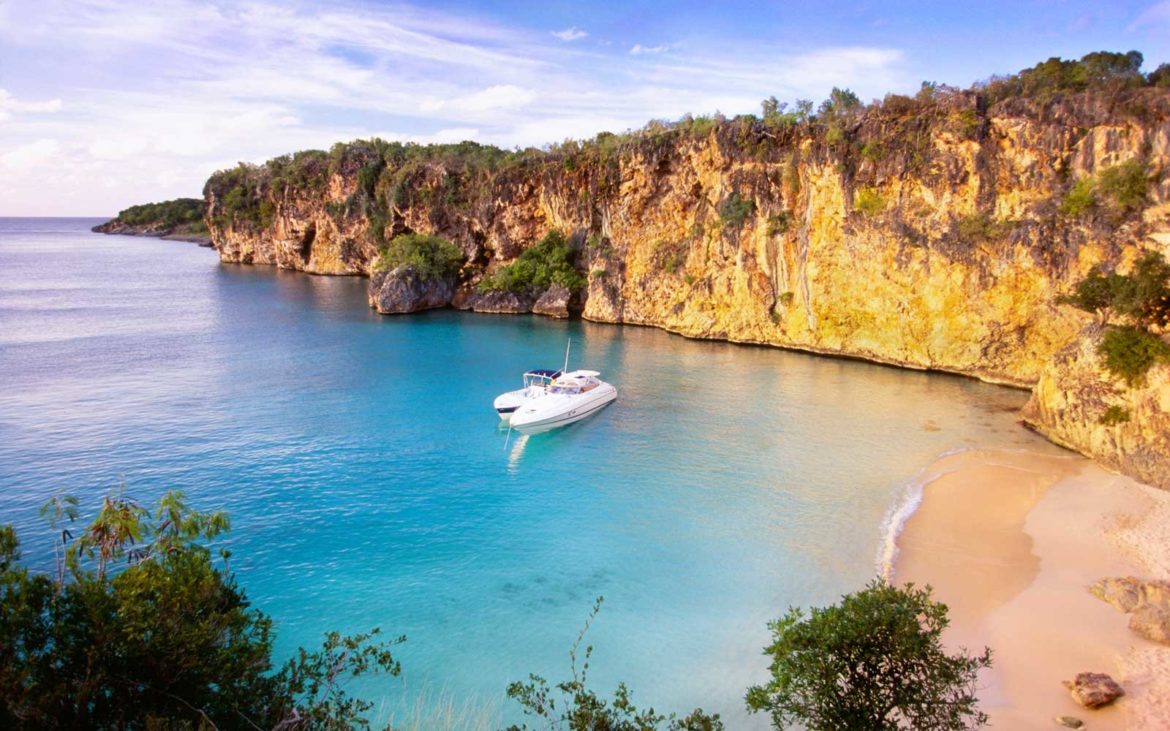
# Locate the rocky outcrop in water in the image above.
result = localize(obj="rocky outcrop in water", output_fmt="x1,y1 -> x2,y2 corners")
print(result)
367,265 -> 456,314
94,198 -> 211,245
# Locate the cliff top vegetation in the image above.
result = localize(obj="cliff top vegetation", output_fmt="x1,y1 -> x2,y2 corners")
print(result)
98,197 -> 208,234
204,49 -> 1168,237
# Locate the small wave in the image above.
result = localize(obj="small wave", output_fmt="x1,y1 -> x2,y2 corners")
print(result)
874,446 -> 973,581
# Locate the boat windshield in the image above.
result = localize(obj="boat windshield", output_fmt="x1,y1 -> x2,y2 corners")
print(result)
523,370 -> 560,387
548,383 -> 581,394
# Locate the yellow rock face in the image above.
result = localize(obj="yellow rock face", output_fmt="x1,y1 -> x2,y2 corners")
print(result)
208,96 -> 1167,389
1023,328 -> 1170,490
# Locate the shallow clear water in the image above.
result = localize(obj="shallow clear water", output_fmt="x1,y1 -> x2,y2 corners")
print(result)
0,218 -> 1063,726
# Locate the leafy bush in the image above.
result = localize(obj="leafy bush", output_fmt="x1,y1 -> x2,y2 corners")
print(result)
767,212 -> 791,236
506,598 -> 723,731
1097,160 -> 1149,214
1062,252 -> 1170,328
956,213 -> 1013,242
374,233 -> 464,281
719,193 -> 756,228
746,580 -> 991,731
652,239 -> 689,275
478,230 -> 586,294
0,491 -> 402,729
1060,177 -> 1096,217
115,198 -> 205,229
1100,405 -> 1131,425
854,187 -> 885,217
1060,161 -> 1148,220
1099,325 -> 1170,387
859,141 -> 885,163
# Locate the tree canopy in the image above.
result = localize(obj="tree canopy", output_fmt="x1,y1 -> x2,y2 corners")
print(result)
745,581 -> 991,731
0,490 -> 403,730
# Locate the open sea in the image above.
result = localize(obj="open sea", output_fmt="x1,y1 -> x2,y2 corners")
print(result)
0,218 -> 1064,727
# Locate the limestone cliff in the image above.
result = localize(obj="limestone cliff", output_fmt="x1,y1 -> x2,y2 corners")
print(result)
205,88 -> 1170,390
1022,327 -> 1170,489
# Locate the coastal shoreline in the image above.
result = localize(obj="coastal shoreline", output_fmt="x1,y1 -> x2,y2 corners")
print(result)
891,449 -> 1170,728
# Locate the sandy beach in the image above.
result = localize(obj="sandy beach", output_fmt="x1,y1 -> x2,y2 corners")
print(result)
893,449 -> 1170,729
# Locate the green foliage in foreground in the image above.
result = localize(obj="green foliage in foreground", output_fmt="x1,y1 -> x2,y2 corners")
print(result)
1099,326 -> 1170,387
506,598 -> 723,731
115,198 -> 206,230
478,230 -> 586,295
746,580 -> 992,731
374,233 -> 464,281
5,490 -> 998,731
0,490 -> 403,730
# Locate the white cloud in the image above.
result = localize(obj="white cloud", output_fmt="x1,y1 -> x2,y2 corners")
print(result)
0,0 -> 913,214
0,89 -> 63,122
1129,1 -> 1170,30
1,139 -> 63,171
552,27 -> 587,42
419,85 -> 538,115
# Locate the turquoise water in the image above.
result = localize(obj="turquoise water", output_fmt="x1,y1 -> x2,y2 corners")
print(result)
0,218 -> 1062,726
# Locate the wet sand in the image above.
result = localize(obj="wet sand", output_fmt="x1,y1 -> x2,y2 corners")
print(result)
893,449 -> 1170,729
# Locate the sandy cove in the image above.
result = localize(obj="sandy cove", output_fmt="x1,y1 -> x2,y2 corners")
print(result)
892,449 -> 1170,729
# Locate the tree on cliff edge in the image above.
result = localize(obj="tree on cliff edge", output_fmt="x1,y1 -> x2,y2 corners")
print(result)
746,581 -> 992,731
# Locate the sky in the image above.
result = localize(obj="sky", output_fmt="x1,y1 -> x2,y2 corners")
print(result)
1,0 -> 1168,216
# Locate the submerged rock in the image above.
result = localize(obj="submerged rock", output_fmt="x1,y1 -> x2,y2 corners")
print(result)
1054,716 -> 1084,729
1063,672 -> 1125,709
368,265 -> 455,314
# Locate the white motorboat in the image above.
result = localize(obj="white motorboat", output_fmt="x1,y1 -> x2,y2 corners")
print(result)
509,369 -> 617,434
493,369 -> 561,421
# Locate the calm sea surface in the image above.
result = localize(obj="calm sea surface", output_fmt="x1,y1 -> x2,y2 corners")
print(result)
0,218 -> 1063,726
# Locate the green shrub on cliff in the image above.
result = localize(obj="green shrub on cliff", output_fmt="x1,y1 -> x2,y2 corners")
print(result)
1064,252 -> 1170,386
1097,160 -> 1150,214
1100,405 -> 1131,425
719,193 -> 757,228
1063,251 -> 1170,329
1099,326 -> 1170,387
374,233 -> 464,281
853,187 -> 885,217
746,580 -> 991,731
1060,160 -> 1149,221
956,213 -> 1013,243
478,230 -> 586,295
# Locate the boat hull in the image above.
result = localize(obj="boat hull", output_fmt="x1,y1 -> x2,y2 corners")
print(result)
510,384 -> 617,434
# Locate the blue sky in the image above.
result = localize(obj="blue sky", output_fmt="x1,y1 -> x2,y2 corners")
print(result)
1,0 -> 1168,215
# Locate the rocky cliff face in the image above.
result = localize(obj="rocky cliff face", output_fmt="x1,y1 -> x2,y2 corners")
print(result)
206,89 -> 1170,391
1022,326 -> 1170,489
